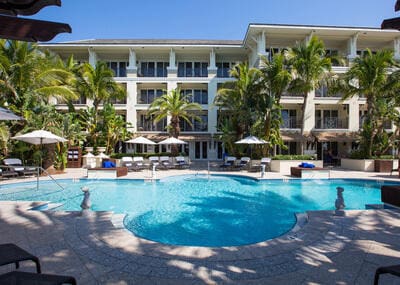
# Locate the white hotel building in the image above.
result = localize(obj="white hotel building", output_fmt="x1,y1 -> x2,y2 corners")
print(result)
41,23 -> 400,161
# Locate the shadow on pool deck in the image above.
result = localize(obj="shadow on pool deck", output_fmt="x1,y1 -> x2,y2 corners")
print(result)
0,200 -> 400,284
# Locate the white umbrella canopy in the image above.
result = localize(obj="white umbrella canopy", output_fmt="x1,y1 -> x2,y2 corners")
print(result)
158,137 -> 187,145
0,107 -> 23,121
125,136 -> 156,145
235,135 -> 267,145
12,130 -> 68,145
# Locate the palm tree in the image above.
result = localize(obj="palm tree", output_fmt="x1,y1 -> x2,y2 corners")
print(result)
76,61 -> 126,126
335,49 -> 398,157
286,36 -> 331,151
258,54 -> 291,154
148,88 -> 201,154
215,63 -> 261,142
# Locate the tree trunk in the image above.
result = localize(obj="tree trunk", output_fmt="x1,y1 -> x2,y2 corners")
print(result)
300,92 -> 309,155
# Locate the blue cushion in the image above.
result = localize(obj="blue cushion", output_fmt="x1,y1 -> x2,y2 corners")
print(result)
299,162 -> 315,168
102,161 -> 115,168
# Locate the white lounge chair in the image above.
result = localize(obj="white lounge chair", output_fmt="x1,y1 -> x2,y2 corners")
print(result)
160,156 -> 174,169
3,158 -> 36,176
133,156 -> 147,170
174,156 -> 190,169
149,156 -> 160,169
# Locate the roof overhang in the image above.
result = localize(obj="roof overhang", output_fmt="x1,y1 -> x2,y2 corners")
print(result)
312,131 -> 359,142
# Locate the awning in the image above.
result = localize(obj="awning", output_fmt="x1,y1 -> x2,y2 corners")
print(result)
280,132 -> 309,142
313,132 -> 359,142
381,17 -> 400,30
0,15 -> 71,42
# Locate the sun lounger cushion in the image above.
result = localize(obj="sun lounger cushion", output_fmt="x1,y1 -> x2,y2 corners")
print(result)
298,162 -> 315,168
102,161 -> 116,168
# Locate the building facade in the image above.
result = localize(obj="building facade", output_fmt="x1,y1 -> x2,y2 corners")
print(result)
40,24 -> 400,161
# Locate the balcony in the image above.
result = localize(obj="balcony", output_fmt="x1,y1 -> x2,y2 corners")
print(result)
137,122 -> 166,132
315,118 -> 348,129
281,117 -> 301,129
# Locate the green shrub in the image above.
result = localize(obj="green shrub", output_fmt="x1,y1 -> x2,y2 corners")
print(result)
272,154 -> 315,160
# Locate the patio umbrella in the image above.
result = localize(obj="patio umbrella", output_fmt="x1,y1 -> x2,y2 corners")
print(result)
125,136 -> 156,145
12,130 -> 67,168
0,107 -> 23,120
235,135 -> 268,160
158,137 -> 187,145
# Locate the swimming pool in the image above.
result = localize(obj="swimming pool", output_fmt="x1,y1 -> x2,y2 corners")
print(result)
0,175 -> 394,246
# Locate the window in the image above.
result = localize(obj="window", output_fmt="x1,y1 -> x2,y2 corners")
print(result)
139,62 -> 167,77
181,89 -> 208,104
315,109 -> 342,129
137,113 -> 167,131
179,113 -> 208,132
156,62 -> 168,77
178,62 -> 208,77
107,61 -> 128,77
139,89 -> 163,104
281,110 -> 297,128
216,62 -> 235,77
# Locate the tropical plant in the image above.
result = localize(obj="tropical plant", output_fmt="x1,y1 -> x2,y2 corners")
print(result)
101,103 -> 132,154
333,49 -> 400,157
258,54 -> 292,155
286,36 -> 332,146
148,88 -> 202,154
214,62 -> 262,155
76,61 -> 126,126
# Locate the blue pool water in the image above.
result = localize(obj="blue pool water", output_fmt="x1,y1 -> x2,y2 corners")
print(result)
0,175 -> 395,246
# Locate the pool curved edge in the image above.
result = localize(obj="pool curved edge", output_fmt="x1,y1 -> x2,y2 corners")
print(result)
110,211 -> 310,252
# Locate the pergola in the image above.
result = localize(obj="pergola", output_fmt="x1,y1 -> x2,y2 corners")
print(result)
382,0 -> 400,30
0,0 -> 71,42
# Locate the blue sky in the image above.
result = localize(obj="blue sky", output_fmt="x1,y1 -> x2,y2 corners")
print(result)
31,0 -> 399,42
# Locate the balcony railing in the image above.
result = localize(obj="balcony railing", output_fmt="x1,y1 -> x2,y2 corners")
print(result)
281,117 -> 301,129
315,118 -> 348,129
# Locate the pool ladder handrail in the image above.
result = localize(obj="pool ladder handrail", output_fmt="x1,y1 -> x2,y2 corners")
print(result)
36,167 -> 64,191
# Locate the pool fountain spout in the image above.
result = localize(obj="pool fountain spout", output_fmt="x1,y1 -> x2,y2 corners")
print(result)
261,164 -> 266,178
152,164 -> 156,180
80,186 -> 91,214
335,186 -> 345,216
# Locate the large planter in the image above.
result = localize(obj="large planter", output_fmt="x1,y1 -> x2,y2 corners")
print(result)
270,160 -> 323,174
340,158 -> 375,172
374,159 -> 393,173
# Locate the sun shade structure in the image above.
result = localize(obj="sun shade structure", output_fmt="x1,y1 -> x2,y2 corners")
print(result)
235,135 -> 267,145
0,107 -> 23,120
125,136 -> 156,145
158,137 -> 187,145
0,0 -> 71,42
12,130 -> 67,145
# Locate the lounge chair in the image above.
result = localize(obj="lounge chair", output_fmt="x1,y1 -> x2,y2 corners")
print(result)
220,156 -> 236,170
160,156 -> 174,169
174,156 -> 190,169
236,157 -> 250,170
3,158 -> 36,177
149,156 -> 160,169
121,157 -> 139,171
374,264 -> 400,285
249,157 -> 271,172
0,243 -> 41,273
0,168 -> 18,179
0,271 -> 77,285
133,156 -> 148,170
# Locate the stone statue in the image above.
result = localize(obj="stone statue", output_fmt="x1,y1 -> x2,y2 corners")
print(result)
80,186 -> 91,210
335,186 -> 345,216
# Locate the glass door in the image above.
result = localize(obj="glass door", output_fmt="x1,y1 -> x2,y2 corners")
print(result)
194,141 -> 208,160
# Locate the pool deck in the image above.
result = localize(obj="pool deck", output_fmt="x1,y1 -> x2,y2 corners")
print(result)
1,167 -> 400,284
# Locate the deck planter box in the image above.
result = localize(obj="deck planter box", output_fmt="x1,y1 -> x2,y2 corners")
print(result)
374,159 -> 393,173
340,158 -> 375,172
270,160 -> 323,174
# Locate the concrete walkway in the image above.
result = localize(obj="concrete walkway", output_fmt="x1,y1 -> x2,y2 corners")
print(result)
0,168 -> 400,284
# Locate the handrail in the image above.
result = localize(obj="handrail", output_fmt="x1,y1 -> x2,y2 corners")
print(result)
37,167 -> 64,191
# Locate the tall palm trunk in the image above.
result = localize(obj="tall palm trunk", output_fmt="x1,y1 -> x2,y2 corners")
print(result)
299,92 -> 309,154
170,116 -> 180,155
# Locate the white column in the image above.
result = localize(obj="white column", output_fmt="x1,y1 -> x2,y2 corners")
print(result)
207,79 -> 218,134
347,33 -> 359,61
88,47 -> 97,67
127,48 -> 137,77
167,48 -> 177,77
302,91 -> 315,132
348,97 -> 360,131
126,81 -> 137,132
394,38 -> 400,60
208,48 -> 217,78
256,31 -> 267,56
